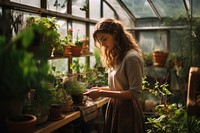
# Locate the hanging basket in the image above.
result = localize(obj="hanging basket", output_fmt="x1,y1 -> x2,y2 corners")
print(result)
153,51 -> 168,67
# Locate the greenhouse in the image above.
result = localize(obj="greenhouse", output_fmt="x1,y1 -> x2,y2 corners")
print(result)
1,0 -> 200,133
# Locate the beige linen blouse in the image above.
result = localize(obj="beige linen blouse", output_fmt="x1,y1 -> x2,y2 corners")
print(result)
108,49 -> 144,99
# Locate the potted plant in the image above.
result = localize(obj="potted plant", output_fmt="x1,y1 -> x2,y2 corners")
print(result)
0,27 -> 50,132
71,29 -> 84,55
143,52 -> 153,67
48,85 -> 66,121
62,33 -> 73,56
47,67 -> 66,121
63,78 -> 86,105
141,77 -> 172,114
26,16 -> 62,57
153,49 -> 169,67
24,84 -> 52,125
146,103 -> 200,133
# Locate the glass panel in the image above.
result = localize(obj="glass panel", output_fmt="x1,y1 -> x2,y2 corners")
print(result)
72,21 -> 86,44
49,59 -> 68,74
122,0 -> 157,18
90,0 -> 101,20
90,24 -> 95,68
72,0 -> 86,18
170,30 -> 189,52
106,0 -> 135,29
11,10 -> 39,36
152,0 -> 187,18
192,0 -> 200,17
54,18 -> 67,39
138,31 -> 168,53
103,2 -> 115,18
0,7 -> 2,16
11,0 -> 40,8
47,0 -> 67,13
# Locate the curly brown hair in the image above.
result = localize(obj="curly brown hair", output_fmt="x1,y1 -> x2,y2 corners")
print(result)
93,18 -> 142,69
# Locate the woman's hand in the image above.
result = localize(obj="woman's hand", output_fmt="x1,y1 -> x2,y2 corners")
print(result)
84,87 -> 101,100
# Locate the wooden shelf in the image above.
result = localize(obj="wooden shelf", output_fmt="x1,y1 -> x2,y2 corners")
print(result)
34,97 -> 109,133
35,111 -> 80,133
50,53 -> 93,59
95,97 -> 109,108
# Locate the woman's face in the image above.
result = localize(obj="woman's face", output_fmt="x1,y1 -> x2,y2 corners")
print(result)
96,33 -> 114,50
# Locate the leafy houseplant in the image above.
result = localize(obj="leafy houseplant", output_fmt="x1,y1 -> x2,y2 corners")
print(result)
142,77 -> 172,104
26,17 -> 62,57
0,27 -> 50,132
146,103 -> 200,133
70,29 -> 84,55
143,52 -> 153,67
62,33 -> 73,56
63,78 -> 86,105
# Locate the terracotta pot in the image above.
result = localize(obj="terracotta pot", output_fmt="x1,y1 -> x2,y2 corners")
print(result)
71,46 -> 82,56
6,114 -> 37,133
153,52 -> 168,67
63,45 -> 72,56
49,104 -> 64,121
62,99 -> 73,113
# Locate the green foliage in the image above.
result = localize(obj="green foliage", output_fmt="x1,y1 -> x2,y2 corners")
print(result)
0,27 -> 50,101
73,30 -> 83,46
146,103 -> 200,133
93,48 -> 103,68
26,17 -> 63,55
82,68 -> 108,89
71,58 -> 84,74
142,77 -> 172,104
24,85 -> 52,116
63,79 -> 86,95
47,66 -> 66,104
50,86 -> 66,105
143,52 -> 153,66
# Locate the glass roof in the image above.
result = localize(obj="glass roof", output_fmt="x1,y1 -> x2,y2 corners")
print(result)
122,0 -> 157,18
110,0 -> 200,19
151,0 -> 187,18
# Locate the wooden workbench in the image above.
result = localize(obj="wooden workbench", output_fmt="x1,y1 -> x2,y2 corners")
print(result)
35,97 -> 109,133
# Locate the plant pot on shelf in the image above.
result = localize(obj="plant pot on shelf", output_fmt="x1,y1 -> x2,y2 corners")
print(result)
71,46 -> 83,56
6,114 -> 37,133
62,97 -> 73,113
63,45 -> 72,56
153,51 -> 168,67
71,94 -> 84,105
49,104 -> 64,121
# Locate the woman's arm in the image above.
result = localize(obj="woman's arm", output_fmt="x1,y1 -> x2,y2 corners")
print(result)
84,87 -> 135,100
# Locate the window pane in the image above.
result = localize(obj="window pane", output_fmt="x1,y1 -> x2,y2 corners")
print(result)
152,0 -> 187,18
55,18 -> 67,39
47,0 -> 67,13
90,24 -> 95,68
11,0 -> 40,8
72,21 -> 86,43
72,0 -> 86,18
103,2 -> 115,18
122,0 -> 156,18
90,0 -> 101,20
192,0 -> 200,17
106,0 -> 135,29
170,30 -> 190,52
0,7 -> 2,16
11,10 -> 39,36
49,59 -> 68,74
138,31 -> 168,53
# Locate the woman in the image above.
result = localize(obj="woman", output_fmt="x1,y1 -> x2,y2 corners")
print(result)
84,18 -> 146,133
